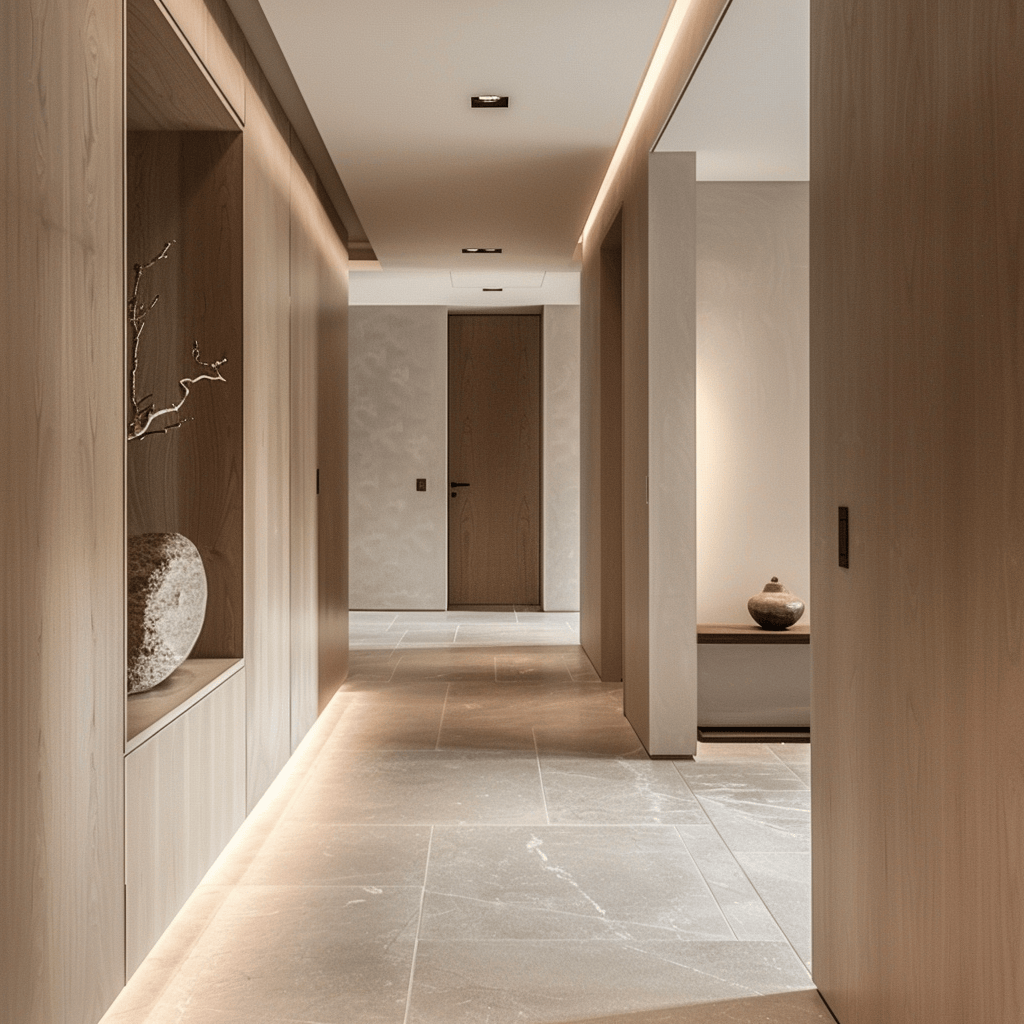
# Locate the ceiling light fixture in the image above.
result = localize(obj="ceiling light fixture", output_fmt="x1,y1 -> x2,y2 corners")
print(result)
462,247 -> 502,254
471,95 -> 509,108
483,288 -> 503,292
581,0 -> 696,246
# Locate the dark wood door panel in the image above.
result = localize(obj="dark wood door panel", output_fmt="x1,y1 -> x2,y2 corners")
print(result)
448,315 -> 541,606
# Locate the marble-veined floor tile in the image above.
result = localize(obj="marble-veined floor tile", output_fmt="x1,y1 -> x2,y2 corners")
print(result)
420,826 -> 732,942
180,885 -> 418,1024
495,651 -> 576,681
694,790 -> 811,853
389,647 -> 497,682
392,626 -> 460,644
317,696 -> 447,752
734,852 -> 812,968
236,823 -> 431,887
674,825 -> 784,941
344,650 -> 402,684
350,611 -> 400,625
282,749 -> 547,825
540,756 -> 709,825
533,713 -> 647,758
407,940 -> 813,1024
784,762 -> 811,787
674,760 -> 810,793
694,742 -> 784,763
455,625 -> 576,646
553,988 -> 834,1024
767,742 -> 811,764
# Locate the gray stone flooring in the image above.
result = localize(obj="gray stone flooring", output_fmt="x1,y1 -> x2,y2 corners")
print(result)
102,612 -> 830,1024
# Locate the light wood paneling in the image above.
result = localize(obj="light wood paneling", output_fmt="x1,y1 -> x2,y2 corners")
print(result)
579,0 -> 728,724
1,0 -> 126,1020
243,46 -> 294,810
125,667 -> 246,976
127,0 -> 240,131
811,2 -> 1024,1021
448,315 -> 542,606
289,134 -> 320,749
317,178 -> 350,711
126,130 -> 244,661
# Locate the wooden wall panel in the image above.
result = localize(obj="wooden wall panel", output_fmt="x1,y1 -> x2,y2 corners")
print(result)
0,0 -> 127,1021
243,47 -> 293,810
811,3 -> 1024,1021
124,668 -> 246,977
127,131 -> 244,660
289,135 -> 320,749
317,180 -> 350,711
579,2 -> 725,753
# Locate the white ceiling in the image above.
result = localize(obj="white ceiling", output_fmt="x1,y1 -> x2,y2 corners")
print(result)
257,0 -> 674,272
656,0 -> 809,180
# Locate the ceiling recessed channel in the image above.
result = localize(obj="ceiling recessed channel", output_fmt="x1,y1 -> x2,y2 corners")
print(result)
471,95 -> 509,108
462,247 -> 502,254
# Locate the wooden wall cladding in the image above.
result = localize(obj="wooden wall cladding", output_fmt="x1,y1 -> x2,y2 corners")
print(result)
1,0 -> 127,1020
811,2 -> 1024,1021
127,130 -> 244,660
289,136 -> 320,749
316,179 -> 350,713
243,47 -> 295,811
578,0 -> 727,697
125,668 -> 246,976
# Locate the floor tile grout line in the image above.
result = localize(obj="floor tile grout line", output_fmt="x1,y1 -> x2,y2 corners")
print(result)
403,824 -> 434,1024
677,766 -> 812,976
768,744 -> 811,790
533,728 -> 551,825
672,825 -> 739,941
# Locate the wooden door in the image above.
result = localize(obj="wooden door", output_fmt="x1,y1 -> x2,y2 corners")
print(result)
448,314 -> 541,606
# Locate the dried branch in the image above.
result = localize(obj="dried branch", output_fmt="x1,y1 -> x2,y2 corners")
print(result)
127,241 -> 229,442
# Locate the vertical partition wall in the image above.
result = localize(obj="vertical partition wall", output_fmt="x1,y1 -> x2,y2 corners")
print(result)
1,0 -> 349,1018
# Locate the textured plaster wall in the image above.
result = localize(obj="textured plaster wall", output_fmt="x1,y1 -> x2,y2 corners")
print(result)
696,181 -> 810,624
349,304 -> 581,610
542,305 -> 581,610
349,306 -> 448,609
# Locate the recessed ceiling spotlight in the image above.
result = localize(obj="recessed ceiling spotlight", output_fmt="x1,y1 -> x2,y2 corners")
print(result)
483,288 -> 503,292
462,247 -> 502,254
471,95 -> 509,108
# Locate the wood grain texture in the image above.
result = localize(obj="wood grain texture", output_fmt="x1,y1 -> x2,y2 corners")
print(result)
288,134 -> 320,750
243,45 -> 293,811
811,2 -> 1024,1021
316,178 -> 350,712
1,0 -> 126,1020
579,0 -> 729,716
698,624 -> 810,645
126,131 -> 244,662
127,0 -> 240,131
448,315 -> 541,606
124,666 -> 246,976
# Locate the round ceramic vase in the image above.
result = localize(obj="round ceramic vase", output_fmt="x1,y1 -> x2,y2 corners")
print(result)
747,576 -> 805,631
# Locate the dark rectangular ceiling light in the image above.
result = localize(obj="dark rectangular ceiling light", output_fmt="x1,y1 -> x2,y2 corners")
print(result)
483,288 -> 503,292
462,248 -> 502,254
471,95 -> 509,108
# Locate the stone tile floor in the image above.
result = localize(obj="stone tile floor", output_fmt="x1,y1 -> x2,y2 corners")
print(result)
102,611 -> 831,1024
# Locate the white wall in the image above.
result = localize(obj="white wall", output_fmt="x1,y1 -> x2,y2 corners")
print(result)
349,304 -> 581,610
696,181 -> 810,624
349,306 -> 448,609
542,305 -> 581,611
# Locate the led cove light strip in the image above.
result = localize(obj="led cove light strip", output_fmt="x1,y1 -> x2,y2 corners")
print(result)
580,0 -> 695,246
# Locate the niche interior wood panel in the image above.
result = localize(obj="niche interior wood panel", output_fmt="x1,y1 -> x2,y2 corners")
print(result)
316,178 -> 350,712
127,0 -> 240,131
125,667 -> 246,976
243,47 -> 294,811
0,0 -> 126,1020
126,130 -> 244,660
811,2 -> 1024,1021
288,134 -> 320,749
448,315 -> 541,606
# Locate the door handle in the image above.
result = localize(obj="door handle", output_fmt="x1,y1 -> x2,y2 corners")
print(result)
450,482 -> 470,487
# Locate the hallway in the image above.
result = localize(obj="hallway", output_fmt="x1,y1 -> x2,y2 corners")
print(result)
103,612 -> 829,1024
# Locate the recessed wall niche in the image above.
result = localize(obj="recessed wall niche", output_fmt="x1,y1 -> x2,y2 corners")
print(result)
126,0 -> 244,729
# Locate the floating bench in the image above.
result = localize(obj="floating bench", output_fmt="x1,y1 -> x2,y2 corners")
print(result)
697,623 -> 811,737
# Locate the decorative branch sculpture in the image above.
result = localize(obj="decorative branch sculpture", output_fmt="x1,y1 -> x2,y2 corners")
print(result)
127,240 -> 228,442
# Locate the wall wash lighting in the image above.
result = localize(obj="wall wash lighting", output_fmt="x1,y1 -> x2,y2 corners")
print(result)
462,248 -> 502,254
471,95 -> 509,107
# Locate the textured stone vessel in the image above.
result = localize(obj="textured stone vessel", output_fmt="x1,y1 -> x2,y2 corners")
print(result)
747,576 -> 805,631
127,533 -> 208,693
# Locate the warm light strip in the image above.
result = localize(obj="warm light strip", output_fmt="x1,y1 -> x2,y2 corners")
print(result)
580,0 -> 695,246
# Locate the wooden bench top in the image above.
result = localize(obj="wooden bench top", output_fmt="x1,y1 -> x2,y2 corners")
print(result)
697,623 -> 810,645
